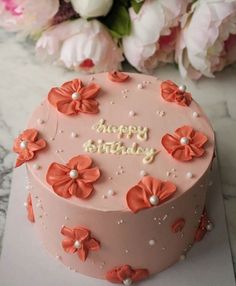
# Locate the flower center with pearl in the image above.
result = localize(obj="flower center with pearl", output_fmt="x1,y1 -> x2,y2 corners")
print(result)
71,92 -> 80,100
20,140 -> 28,149
180,137 -> 189,145
73,240 -> 81,249
149,195 -> 159,206
69,169 -> 78,179
123,278 -> 133,286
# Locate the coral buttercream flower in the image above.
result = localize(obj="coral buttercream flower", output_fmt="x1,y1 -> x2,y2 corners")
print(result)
161,126 -> 208,162
106,264 -> 149,284
126,176 -> 176,213
171,218 -> 185,233
46,155 -> 101,199
161,80 -> 192,106
61,225 -> 100,262
48,78 -> 100,115
175,0 -> 236,79
25,193 -> 35,223
195,208 -> 213,241
108,71 -> 129,83
36,19 -> 123,73
122,0 -> 188,73
0,0 -> 59,34
70,0 -> 113,18
13,129 -> 47,167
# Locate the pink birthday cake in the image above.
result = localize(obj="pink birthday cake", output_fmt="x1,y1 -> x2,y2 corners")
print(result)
13,72 -> 215,284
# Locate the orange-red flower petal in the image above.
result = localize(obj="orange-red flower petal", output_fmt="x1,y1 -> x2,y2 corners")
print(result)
48,78 -> 100,115
161,125 -> 208,161
126,176 -> 176,213
108,71 -> 130,82
171,218 -> 185,233
46,155 -> 101,199
61,225 -> 100,262
13,129 -> 47,167
161,80 -> 192,106
26,193 -> 35,223
106,265 -> 149,284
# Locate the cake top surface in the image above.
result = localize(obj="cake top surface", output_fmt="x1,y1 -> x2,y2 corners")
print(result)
25,72 -> 214,212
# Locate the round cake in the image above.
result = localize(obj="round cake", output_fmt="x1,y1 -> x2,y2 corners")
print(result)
14,72 -> 215,284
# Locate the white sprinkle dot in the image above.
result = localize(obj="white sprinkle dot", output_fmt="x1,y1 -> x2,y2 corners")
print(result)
71,132 -> 78,138
149,239 -> 155,246
65,216 -> 69,220
102,195 -> 107,199
140,170 -> 147,177
166,171 -> 171,177
24,202 -> 28,207
36,202 -> 42,208
186,172 -> 193,179
56,255 -> 61,260
129,110 -> 135,117
159,110 -> 165,117
110,101 -> 114,104
137,83 -> 143,89
107,189 -> 115,196
125,249 -> 129,253
33,163 -> 41,170
59,130 -> 64,134
37,118 -> 45,124
193,112 -> 199,118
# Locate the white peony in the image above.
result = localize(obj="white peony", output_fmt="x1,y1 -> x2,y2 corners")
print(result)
36,19 -> 123,73
70,0 -> 113,18
122,0 -> 188,73
175,0 -> 236,79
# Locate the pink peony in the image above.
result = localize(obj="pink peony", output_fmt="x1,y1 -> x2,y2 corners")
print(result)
0,0 -> 59,34
122,0 -> 188,73
175,0 -> 236,79
36,19 -> 124,73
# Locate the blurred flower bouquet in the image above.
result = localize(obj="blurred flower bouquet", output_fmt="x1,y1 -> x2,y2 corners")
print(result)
1,0 -> 236,79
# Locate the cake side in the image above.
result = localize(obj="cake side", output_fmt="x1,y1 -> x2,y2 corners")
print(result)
13,72 -> 215,283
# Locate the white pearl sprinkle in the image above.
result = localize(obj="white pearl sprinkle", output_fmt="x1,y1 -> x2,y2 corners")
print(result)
180,137 -> 189,145
149,239 -> 155,246
178,85 -> 187,92
149,195 -> 159,206
140,170 -> 147,177
24,202 -> 28,207
123,278 -> 133,286
20,140 -> 28,149
166,171 -> 171,177
102,195 -> 107,199
69,169 -> 78,179
129,110 -> 135,117
37,118 -> 45,124
71,92 -> 80,100
180,254 -> 186,261
137,83 -> 143,89
71,132 -> 78,138
107,189 -> 115,196
36,202 -> 42,208
186,172 -> 193,179
33,163 -> 41,170
56,255 -> 61,260
110,101 -> 114,105
159,110 -> 165,117
74,240 -> 81,249
193,112 -> 199,118
65,216 -> 69,220
206,222 -> 214,231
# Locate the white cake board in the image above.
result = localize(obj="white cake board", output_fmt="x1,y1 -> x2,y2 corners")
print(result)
0,162 -> 235,286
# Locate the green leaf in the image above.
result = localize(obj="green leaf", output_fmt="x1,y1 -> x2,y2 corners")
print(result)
131,0 -> 144,14
102,4 -> 131,39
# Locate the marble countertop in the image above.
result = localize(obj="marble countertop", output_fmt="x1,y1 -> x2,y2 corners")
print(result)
0,29 -> 235,273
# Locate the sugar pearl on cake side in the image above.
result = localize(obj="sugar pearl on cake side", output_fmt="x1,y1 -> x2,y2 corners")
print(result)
37,118 -> 45,124
186,172 -> 193,179
123,278 -> 133,286
137,83 -> 143,89
193,111 -> 199,118
74,240 -> 81,249
71,132 -> 78,138
20,140 -> 28,149
149,239 -> 156,246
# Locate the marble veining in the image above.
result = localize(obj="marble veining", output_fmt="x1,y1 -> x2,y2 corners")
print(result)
0,29 -> 235,272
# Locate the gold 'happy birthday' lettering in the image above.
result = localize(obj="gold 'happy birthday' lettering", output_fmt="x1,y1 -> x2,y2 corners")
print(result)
92,119 -> 149,141
83,140 -> 158,164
